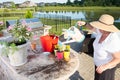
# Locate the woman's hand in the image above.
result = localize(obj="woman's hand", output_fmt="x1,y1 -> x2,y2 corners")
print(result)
96,52 -> 120,74
77,21 -> 86,26
96,64 -> 109,74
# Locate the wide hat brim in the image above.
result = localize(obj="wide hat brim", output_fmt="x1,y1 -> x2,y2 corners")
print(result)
90,21 -> 120,32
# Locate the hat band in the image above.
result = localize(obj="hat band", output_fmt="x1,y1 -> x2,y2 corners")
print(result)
99,20 -> 113,26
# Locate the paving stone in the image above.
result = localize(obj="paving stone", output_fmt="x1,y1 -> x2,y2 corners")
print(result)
71,52 -> 120,80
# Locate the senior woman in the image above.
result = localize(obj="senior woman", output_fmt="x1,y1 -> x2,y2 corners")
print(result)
77,14 -> 120,80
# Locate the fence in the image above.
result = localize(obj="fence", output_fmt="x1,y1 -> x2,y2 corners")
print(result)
0,12 -> 72,35
33,13 -> 71,35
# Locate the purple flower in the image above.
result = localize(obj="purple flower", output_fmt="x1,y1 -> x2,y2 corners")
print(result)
21,20 -> 27,25
8,20 -> 32,41
26,27 -> 32,31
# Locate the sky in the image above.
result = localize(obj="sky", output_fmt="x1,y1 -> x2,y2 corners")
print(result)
0,0 -> 75,3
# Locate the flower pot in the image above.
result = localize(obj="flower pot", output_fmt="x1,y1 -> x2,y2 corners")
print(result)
64,50 -> 70,61
8,42 -> 28,66
56,51 -> 63,60
0,31 -> 3,37
40,35 -> 59,52
30,42 -> 36,50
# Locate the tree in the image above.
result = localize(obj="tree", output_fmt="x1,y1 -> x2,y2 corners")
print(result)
73,0 -> 79,6
92,0 -> 106,6
25,10 -> 33,18
11,2 -> 16,8
112,0 -> 120,6
66,0 -> 72,5
82,0 -> 118,6
83,0 -> 94,6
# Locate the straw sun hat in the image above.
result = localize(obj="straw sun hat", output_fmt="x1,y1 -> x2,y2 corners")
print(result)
90,14 -> 120,32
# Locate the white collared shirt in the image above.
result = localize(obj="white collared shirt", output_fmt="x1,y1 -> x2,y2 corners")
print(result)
93,29 -> 120,66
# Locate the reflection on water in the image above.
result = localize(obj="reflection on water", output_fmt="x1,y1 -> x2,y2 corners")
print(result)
36,10 -> 120,21
35,11 -> 85,20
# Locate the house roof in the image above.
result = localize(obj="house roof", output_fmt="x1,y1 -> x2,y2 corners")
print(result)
19,1 -> 37,7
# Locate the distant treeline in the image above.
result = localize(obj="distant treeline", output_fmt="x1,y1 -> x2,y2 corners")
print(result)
64,0 -> 120,7
1,0 -> 119,9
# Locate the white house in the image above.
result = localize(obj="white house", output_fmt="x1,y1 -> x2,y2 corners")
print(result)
0,3 -> 3,8
19,1 -> 37,7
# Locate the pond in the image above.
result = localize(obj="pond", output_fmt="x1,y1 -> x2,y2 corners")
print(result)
34,9 -> 120,31
36,10 -> 120,21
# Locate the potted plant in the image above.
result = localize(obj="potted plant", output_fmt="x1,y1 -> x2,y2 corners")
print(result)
1,20 -> 32,66
63,45 -> 70,61
55,45 -> 64,60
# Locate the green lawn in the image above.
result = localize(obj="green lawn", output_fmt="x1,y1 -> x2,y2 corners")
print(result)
0,6 -> 120,13
40,6 -> 120,11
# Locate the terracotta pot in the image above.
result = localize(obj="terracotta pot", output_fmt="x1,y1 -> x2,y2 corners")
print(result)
0,32 -> 3,37
31,42 -> 36,50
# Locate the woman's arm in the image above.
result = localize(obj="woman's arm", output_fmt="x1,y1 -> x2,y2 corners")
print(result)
77,21 -> 96,32
96,52 -> 120,74
107,52 -> 120,68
